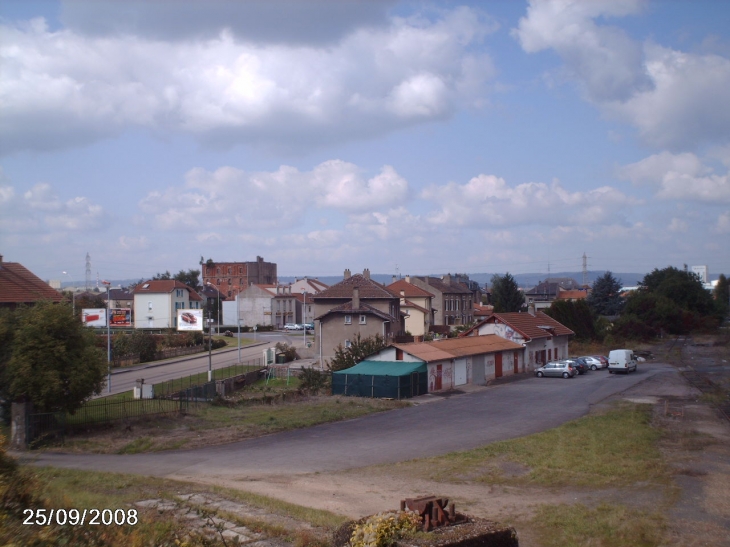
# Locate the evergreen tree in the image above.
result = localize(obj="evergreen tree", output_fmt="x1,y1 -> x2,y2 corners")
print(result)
490,273 -> 525,313
586,271 -> 624,316
545,300 -> 596,340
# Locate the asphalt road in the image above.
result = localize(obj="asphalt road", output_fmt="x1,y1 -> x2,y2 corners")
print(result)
21,362 -> 672,480
104,332 -> 308,395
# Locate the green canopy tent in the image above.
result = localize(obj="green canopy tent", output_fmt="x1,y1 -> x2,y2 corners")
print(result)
332,360 -> 428,399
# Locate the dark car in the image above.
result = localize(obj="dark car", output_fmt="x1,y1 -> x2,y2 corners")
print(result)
566,357 -> 589,375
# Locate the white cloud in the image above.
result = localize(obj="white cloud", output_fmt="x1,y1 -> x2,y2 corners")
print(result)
421,174 -> 637,227
0,7 -> 496,154
138,161 -> 410,231
619,151 -> 730,203
514,0 -> 730,150
715,211 -> 730,234
0,182 -> 105,233
667,218 -> 688,233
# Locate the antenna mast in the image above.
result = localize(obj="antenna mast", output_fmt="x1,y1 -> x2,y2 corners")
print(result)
582,252 -> 588,286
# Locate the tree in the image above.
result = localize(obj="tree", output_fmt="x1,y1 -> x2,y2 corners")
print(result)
640,266 -> 714,316
490,273 -> 525,313
544,300 -> 596,340
327,333 -> 385,372
587,271 -> 624,316
714,274 -> 729,319
174,268 -> 201,289
153,270 -> 172,280
621,291 -> 686,336
5,301 -> 107,414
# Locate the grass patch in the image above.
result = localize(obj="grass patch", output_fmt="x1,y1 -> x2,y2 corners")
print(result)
529,502 -> 666,547
569,339 -> 611,357
194,396 -> 406,433
117,436 -> 155,454
153,363 -> 261,395
399,403 -> 668,488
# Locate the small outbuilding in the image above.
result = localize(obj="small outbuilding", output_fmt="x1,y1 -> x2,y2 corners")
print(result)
331,360 -> 428,399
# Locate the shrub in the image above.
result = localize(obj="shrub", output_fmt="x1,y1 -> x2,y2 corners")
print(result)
298,367 -> 330,394
350,511 -> 421,547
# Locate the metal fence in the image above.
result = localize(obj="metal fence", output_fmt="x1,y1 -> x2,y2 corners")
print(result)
25,397 -> 196,448
154,359 -> 262,397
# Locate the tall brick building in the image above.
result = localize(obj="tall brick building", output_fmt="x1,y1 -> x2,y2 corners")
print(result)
202,256 -> 277,300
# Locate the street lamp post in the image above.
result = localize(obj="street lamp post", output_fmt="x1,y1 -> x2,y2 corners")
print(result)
236,292 -> 241,364
302,290 -> 307,347
207,308 -> 213,382
102,280 -> 111,393
206,282 -> 220,335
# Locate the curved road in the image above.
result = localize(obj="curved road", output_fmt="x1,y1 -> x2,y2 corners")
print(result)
19,363 -> 672,482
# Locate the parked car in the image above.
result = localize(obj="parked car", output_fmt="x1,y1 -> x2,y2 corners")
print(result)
284,323 -> 302,331
535,361 -> 576,379
581,356 -> 606,371
593,355 -> 609,367
566,358 -> 589,375
304,322 -> 314,331
608,349 -> 638,374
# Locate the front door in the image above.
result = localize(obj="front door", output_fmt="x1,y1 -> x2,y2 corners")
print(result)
495,352 -> 503,378
513,351 -> 519,374
454,358 -> 467,386
435,364 -> 442,390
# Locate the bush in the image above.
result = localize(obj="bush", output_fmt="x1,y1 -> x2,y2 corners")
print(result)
298,367 -> 330,394
350,511 -> 421,547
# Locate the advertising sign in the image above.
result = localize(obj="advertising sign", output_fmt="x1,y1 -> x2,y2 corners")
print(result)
177,309 -> 203,331
109,308 -> 132,327
82,308 -> 107,327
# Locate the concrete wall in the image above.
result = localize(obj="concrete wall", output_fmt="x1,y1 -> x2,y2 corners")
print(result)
316,315 -> 392,364
134,293 -> 171,329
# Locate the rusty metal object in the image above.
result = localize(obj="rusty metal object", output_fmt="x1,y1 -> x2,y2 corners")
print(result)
401,496 -> 468,531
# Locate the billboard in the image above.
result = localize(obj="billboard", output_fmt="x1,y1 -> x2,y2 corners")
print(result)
82,308 -> 107,327
110,308 -> 132,327
177,309 -> 203,331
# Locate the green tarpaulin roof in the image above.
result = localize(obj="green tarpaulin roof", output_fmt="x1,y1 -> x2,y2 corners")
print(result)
332,360 -> 427,376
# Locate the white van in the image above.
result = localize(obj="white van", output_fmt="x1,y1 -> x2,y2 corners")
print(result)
608,349 -> 638,374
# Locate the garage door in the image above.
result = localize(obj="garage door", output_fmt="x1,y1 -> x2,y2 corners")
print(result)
454,358 -> 467,386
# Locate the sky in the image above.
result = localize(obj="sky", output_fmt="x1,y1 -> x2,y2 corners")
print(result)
1,0 -> 729,284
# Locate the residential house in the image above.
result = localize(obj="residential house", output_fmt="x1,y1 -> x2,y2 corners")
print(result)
290,277 -> 329,325
460,307 -> 574,370
365,334 -> 523,392
201,256 -> 277,300
101,288 -> 134,310
524,278 -> 581,310
0,255 -> 63,309
407,274 -> 474,327
132,280 -> 203,329
555,289 -> 589,303
386,278 -> 434,337
226,283 -> 300,329
313,269 -> 404,364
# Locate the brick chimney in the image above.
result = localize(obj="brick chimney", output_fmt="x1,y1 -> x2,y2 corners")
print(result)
344,269 -> 351,279
363,268 -> 370,280
352,287 -> 360,309
405,275 -> 410,283
528,300 -> 536,316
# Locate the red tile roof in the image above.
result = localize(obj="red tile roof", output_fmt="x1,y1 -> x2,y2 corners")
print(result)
391,334 -> 523,362
314,274 -> 397,300
0,260 -> 64,305
556,290 -> 588,300
387,279 -> 434,298
315,301 -> 398,322
460,311 -> 574,340
132,280 -> 203,301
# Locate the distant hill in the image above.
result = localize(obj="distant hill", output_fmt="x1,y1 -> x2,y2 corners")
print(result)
278,271 -> 648,290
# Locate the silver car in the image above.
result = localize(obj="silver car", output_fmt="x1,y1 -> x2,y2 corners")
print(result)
535,360 -> 576,379
581,356 -> 606,371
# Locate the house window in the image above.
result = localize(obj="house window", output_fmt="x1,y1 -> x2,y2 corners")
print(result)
396,348 -> 403,361
239,267 -> 243,274
359,315 -> 367,325
228,267 -> 231,274
228,291 -> 232,297
345,339 -> 351,348
148,301 -> 152,311
217,268 -> 220,274
217,278 -> 221,285
344,315 -> 352,325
